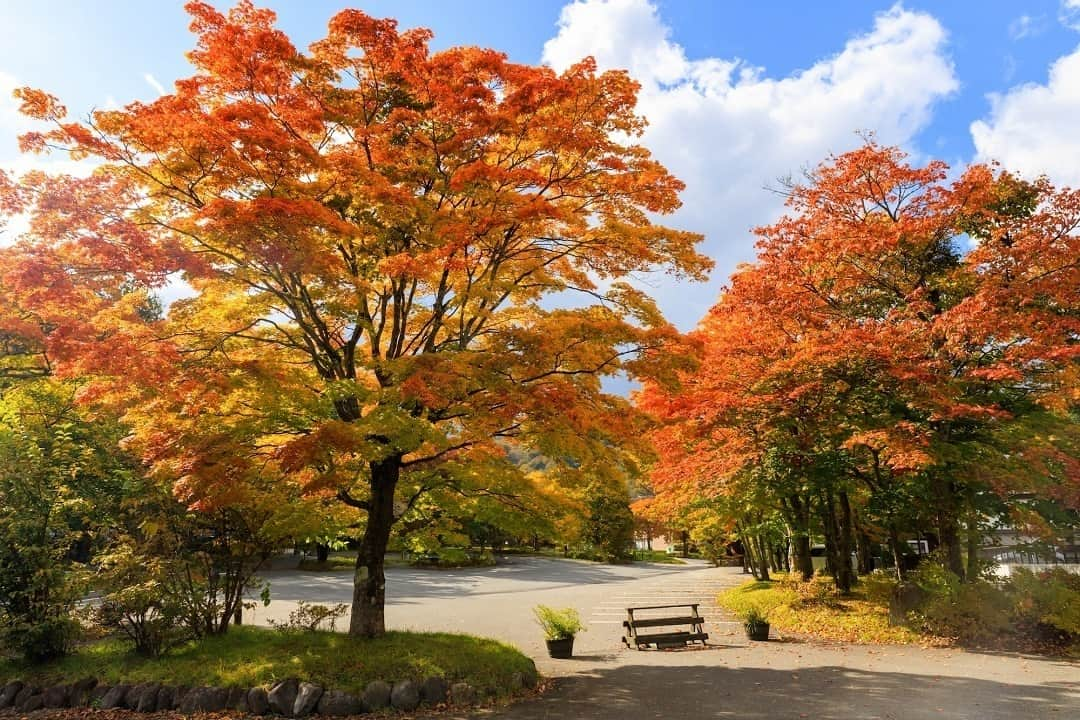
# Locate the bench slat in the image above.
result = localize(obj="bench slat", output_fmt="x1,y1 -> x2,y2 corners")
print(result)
625,603 -> 698,611
630,631 -> 708,644
623,616 -> 703,628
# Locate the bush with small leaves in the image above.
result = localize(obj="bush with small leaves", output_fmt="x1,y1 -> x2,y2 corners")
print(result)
269,602 -> 350,633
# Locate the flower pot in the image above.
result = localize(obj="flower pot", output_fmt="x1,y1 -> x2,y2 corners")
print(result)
745,622 -> 770,641
546,636 -> 575,658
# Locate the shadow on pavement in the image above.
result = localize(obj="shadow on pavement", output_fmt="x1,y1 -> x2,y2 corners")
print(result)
488,663 -> 1080,720
259,556 -> 703,604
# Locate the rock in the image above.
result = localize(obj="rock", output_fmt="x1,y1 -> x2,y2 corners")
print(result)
247,687 -> 270,715
180,686 -> 229,713
292,682 -> 323,717
226,685 -> 249,712
155,686 -> 176,712
137,683 -> 162,712
90,685 -> 112,706
420,676 -> 447,705
205,686 -> 230,712
173,685 -> 191,709
362,680 -> 391,711
450,682 -> 477,706
42,684 -> 71,709
70,677 -> 98,707
268,677 -> 299,716
0,681 -> 24,709
390,680 -> 420,711
316,690 -> 362,717
19,693 -> 44,713
177,687 -> 201,714
101,684 -> 130,710
13,686 -> 35,709
509,672 -> 526,692
123,683 -> 151,710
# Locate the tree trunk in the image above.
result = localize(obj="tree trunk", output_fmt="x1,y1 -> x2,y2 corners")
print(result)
784,495 -> 814,581
965,505 -> 981,581
349,455 -> 401,637
855,518 -> 874,576
938,509 -> 965,580
888,526 -> 905,582
820,493 -> 840,583
836,490 -> 856,594
934,479 -> 966,580
316,543 -> 330,564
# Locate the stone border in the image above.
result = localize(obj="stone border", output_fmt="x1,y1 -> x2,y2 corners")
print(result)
0,670 -> 538,716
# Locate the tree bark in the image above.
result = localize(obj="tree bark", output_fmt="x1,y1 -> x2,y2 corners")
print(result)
837,490 -> 856,593
888,525 -> 905,582
937,498 -> 965,580
316,543 -> 330,564
784,495 -> 814,581
932,478 -> 966,580
855,516 -> 874,576
349,455 -> 401,637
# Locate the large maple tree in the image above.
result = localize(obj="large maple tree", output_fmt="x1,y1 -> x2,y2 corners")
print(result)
0,2 -> 708,635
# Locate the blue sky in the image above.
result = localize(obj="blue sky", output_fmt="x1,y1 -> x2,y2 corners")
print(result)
2,1 -> 1079,329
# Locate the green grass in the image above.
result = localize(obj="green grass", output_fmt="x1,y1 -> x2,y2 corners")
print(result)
633,550 -> 687,565
297,553 -> 412,572
718,576 -> 926,645
0,626 -> 537,698
297,556 -> 357,572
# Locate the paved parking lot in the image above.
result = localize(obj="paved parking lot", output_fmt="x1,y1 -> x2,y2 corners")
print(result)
252,557 -> 1080,719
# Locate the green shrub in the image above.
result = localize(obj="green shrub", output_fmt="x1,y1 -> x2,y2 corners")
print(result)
410,548 -> 495,568
269,602 -> 349,634
94,542 -> 188,657
907,562 -> 1012,643
861,571 -> 900,604
3,616 -> 80,663
533,605 -> 585,640
1007,568 -> 1080,637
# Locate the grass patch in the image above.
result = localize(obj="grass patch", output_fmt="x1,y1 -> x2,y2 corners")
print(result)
633,550 -> 686,565
297,556 -> 356,572
297,553 -> 413,572
718,575 -> 926,645
0,626 -> 536,697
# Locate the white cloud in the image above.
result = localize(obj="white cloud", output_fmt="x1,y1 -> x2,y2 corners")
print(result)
0,70 -> 36,154
1061,0 -> 1080,30
143,73 -> 166,96
1,72 -> 96,244
970,45 -> 1080,187
1008,15 -> 1046,40
543,0 -> 957,327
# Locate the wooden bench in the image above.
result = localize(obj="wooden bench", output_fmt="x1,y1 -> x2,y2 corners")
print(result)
622,603 -> 708,649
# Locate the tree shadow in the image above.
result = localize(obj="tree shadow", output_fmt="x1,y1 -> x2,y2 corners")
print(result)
485,663 -> 1080,719
257,556 -> 709,604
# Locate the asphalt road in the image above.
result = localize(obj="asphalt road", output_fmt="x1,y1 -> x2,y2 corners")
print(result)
250,557 -> 1080,720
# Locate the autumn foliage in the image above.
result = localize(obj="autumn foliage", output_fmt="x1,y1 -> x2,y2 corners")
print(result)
642,142 -> 1079,588
0,2 -> 707,636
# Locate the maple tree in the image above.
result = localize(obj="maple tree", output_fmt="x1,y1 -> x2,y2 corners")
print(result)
0,2 -> 708,636
643,141 -> 1079,590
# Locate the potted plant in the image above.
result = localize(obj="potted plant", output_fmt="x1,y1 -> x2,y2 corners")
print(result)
744,607 -> 770,641
534,605 -> 585,658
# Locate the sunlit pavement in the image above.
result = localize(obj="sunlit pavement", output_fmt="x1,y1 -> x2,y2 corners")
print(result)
251,558 -> 1079,720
